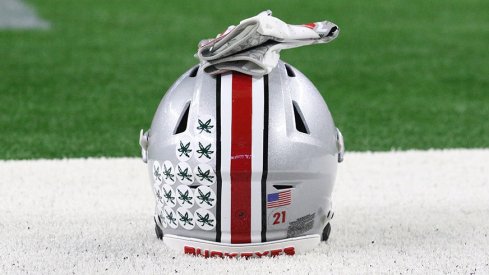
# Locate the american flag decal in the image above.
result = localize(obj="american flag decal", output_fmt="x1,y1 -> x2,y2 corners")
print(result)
267,190 -> 292,208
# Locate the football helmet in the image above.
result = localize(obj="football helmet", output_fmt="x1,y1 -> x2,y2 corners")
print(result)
139,61 -> 344,257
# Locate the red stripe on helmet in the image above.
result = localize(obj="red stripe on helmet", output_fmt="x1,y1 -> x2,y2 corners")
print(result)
230,73 -> 253,243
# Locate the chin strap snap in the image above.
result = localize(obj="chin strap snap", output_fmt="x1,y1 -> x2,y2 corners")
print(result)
139,129 -> 149,163
336,128 -> 345,163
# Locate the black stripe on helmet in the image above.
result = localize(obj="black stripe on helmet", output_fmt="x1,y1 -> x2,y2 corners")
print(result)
215,75 -> 222,242
261,74 -> 269,242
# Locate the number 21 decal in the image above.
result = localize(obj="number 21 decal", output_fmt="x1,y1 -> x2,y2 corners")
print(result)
273,211 -> 286,225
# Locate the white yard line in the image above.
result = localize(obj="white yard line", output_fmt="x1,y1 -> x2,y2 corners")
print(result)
0,0 -> 49,29
0,149 -> 488,274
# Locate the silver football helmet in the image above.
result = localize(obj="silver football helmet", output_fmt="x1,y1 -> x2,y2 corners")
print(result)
139,60 -> 344,257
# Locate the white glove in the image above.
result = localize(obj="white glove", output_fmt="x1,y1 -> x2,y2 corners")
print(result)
196,10 -> 339,76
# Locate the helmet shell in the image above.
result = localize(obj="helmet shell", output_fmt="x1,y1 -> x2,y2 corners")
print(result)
146,61 -> 340,247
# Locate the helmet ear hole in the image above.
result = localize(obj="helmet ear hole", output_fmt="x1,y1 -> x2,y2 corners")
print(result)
173,101 -> 191,134
292,101 -> 310,134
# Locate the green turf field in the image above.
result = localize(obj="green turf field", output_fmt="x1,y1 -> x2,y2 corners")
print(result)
1,0 -> 488,159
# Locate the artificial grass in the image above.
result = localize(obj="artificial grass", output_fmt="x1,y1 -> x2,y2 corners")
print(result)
1,0 -> 488,159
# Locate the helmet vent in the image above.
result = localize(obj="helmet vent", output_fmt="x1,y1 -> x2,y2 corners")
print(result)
284,64 -> 296,77
292,101 -> 309,134
273,185 -> 294,190
189,65 -> 199,77
173,101 -> 191,134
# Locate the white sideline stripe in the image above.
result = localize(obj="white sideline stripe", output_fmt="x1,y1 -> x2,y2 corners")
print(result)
1,149 -> 489,273
0,0 -> 50,29
251,76 -> 264,243
219,73 -> 232,243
